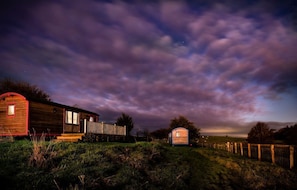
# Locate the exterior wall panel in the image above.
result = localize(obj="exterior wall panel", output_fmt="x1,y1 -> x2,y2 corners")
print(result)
29,101 -> 64,135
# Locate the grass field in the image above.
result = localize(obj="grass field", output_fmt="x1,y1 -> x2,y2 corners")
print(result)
0,140 -> 296,190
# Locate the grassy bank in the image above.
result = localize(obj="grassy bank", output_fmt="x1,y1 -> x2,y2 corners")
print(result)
0,140 -> 296,189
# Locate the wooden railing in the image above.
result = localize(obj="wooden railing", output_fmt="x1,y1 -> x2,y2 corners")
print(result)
201,142 -> 296,169
86,121 -> 126,136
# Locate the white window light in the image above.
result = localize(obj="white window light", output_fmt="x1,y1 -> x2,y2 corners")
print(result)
66,110 -> 79,125
8,105 -> 15,116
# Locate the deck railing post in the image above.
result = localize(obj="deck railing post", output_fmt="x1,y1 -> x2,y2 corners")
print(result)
101,122 -> 104,134
84,119 -> 87,133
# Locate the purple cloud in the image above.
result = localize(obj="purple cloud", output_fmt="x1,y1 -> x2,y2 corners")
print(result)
1,0 -> 296,136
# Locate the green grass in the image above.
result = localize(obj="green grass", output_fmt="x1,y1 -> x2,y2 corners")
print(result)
0,140 -> 296,189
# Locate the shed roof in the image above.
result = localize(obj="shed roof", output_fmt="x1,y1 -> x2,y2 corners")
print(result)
172,127 -> 189,131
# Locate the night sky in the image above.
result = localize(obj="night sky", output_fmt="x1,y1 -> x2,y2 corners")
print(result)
1,0 -> 297,137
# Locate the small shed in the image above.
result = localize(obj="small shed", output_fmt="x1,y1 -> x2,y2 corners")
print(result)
168,127 -> 189,146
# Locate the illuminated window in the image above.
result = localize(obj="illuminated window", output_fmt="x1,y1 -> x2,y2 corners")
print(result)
8,105 -> 15,116
176,131 -> 180,137
66,111 -> 79,124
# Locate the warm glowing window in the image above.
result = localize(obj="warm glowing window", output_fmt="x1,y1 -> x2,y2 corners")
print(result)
73,112 -> 78,124
66,111 -> 79,125
8,105 -> 15,116
176,131 -> 180,137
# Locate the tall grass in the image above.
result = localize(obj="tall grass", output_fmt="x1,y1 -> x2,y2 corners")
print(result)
28,129 -> 56,169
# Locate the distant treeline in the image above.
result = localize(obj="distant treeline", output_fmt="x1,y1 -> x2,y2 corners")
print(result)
274,124 -> 297,145
247,122 -> 297,145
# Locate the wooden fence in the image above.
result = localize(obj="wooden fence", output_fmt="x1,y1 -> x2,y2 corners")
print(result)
202,142 -> 296,169
86,121 -> 126,136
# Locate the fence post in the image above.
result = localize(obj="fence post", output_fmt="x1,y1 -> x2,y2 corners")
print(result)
240,143 -> 243,156
234,142 -> 237,154
258,144 -> 261,161
248,143 -> 251,158
290,146 -> 294,169
271,144 -> 275,164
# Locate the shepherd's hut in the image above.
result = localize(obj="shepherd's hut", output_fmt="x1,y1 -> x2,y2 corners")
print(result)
169,127 -> 189,146
0,92 -> 99,137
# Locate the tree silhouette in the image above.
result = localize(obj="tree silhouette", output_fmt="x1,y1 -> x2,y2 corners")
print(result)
169,115 -> 200,141
115,113 -> 134,136
0,78 -> 51,101
274,124 -> 297,145
247,122 -> 274,143
150,128 -> 170,139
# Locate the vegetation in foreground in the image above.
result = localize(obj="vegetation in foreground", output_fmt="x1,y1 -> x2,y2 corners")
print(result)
0,140 -> 296,190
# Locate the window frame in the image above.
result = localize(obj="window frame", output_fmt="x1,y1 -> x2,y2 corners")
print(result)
7,104 -> 15,116
65,110 -> 79,125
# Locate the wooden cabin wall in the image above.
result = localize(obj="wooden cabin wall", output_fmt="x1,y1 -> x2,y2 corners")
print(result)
0,94 -> 28,136
64,123 -> 80,133
29,101 -> 64,135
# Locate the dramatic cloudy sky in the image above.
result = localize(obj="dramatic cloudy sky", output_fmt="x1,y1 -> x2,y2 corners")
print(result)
1,0 -> 297,137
